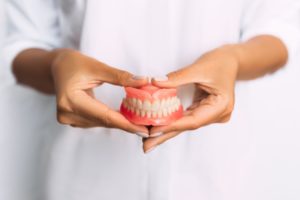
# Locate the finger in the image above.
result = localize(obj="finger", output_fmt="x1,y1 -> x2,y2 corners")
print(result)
152,66 -> 197,88
150,96 -> 225,134
72,91 -> 149,135
97,64 -> 148,87
150,115 -> 199,134
143,131 -> 181,153
57,111 -> 99,128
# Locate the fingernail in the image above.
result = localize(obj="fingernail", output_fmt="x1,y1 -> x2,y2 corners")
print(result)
136,132 -> 149,138
153,75 -> 168,82
132,75 -> 147,80
145,146 -> 156,153
150,132 -> 163,137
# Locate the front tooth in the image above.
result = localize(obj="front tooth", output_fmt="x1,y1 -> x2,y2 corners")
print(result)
173,104 -> 177,112
174,102 -> 180,111
143,100 -> 151,111
175,98 -> 180,107
163,109 -> 168,117
171,97 -> 176,106
167,97 -> 172,107
135,109 -> 140,116
160,99 -> 166,109
168,107 -> 172,115
147,111 -> 151,118
137,99 -> 143,109
152,111 -> 157,118
152,100 -> 160,111
158,110 -> 162,118
132,98 -> 137,107
141,110 -> 146,117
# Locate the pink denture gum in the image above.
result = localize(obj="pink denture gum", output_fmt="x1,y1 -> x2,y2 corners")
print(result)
120,85 -> 183,126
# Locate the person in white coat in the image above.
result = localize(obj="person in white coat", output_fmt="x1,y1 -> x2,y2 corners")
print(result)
2,0 -> 300,199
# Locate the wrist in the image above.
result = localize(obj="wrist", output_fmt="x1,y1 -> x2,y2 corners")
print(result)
217,44 -> 242,78
50,48 -> 78,77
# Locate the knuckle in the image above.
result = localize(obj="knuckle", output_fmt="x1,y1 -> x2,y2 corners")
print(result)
102,108 -> 113,128
57,95 -> 73,113
168,71 -> 180,82
219,114 -> 232,123
188,118 -> 200,130
56,112 -> 70,125
189,123 -> 199,131
116,70 -> 131,86
220,94 -> 235,115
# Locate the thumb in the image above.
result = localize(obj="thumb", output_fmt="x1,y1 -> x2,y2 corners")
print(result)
152,66 -> 196,88
99,65 -> 149,87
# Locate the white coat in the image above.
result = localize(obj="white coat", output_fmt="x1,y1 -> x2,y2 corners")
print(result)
1,0 -> 300,200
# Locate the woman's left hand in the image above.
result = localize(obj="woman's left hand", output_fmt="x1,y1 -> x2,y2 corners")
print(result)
143,46 -> 240,153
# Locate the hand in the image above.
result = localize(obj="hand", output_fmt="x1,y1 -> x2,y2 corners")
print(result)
143,46 -> 239,152
51,49 -> 149,137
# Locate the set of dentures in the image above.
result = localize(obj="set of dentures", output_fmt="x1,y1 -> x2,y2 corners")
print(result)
120,84 -> 183,126
122,96 -> 181,118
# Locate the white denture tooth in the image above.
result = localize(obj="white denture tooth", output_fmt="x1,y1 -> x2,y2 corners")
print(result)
127,98 -> 132,106
166,98 -> 170,107
135,109 -> 140,116
168,107 -> 172,115
175,103 -> 180,111
175,103 -> 180,110
143,100 -> 151,111
152,111 -> 157,118
122,99 -> 127,108
169,97 -> 174,106
160,99 -> 166,109
172,104 -> 176,112
132,98 -> 137,107
168,97 -> 173,106
175,104 -> 180,112
175,98 -> 180,107
169,105 -> 174,113
128,106 -> 132,112
137,99 -> 143,109
131,106 -> 135,113
178,98 -> 181,104
152,100 -> 160,111
172,97 -> 176,105
147,111 -> 151,118
141,110 -> 146,117
163,109 -> 168,117
171,104 -> 175,113
158,110 -> 162,118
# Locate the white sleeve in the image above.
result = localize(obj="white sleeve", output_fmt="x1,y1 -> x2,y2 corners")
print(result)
240,0 -> 300,59
0,0 -> 61,85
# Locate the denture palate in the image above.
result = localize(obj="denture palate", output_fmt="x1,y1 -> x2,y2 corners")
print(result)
122,96 -> 181,119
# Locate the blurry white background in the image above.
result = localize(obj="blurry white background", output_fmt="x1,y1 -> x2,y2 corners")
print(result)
0,0 -> 300,199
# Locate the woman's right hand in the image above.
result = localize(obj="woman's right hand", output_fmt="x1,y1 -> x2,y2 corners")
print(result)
51,49 -> 149,137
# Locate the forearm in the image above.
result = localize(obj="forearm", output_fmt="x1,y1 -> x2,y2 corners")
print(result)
223,35 -> 288,80
12,48 -> 59,94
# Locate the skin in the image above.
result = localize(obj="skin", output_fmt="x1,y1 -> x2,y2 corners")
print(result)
12,35 -> 288,153
13,48 -> 149,136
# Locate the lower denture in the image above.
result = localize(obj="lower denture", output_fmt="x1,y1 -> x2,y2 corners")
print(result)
120,84 -> 183,126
